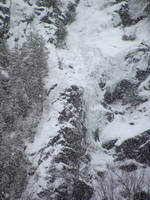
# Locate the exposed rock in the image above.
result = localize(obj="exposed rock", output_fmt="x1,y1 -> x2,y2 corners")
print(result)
144,2 -> 150,14
117,2 -> 145,27
64,2 -> 78,25
72,180 -> 93,200
122,33 -> 136,41
104,79 -> 136,104
94,128 -> 100,142
0,0 -> 10,39
105,112 -> 114,122
35,0 -> 79,47
119,163 -> 138,172
102,139 -> 118,150
133,191 -> 150,200
115,130 -> 150,165
104,89 -> 113,104
2,0 -> 150,199
112,79 -> 134,100
26,85 -> 93,200
136,68 -> 150,82
118,3 -> 133,26
99,74 -> 107,90
97,171 -> 105,178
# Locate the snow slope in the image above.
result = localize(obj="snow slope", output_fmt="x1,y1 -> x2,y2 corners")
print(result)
64,0 -> 150,155
20,0 -> 150,198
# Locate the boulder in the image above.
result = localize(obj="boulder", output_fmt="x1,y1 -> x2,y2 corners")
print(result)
119,163 -> 138,172
118,3 -> 132,26
102,139 -> 118,150
136,68 -> 150,82
112,79 -> 133,100
104,79 -> 135,104
104,90 -> 113,104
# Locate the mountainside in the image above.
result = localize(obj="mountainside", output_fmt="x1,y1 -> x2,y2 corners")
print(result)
0,0 -> 150,200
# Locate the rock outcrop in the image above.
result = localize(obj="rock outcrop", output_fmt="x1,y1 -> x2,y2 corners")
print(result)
116,130 -> 150,166
1,0 -> 150,199
0,0 -> 10,39
25,85 -> 93,200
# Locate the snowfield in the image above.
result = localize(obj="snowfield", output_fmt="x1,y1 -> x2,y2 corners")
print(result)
8,0 -> 150,198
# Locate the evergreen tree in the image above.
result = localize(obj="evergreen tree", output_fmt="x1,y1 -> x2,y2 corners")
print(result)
0,33 -> 48,199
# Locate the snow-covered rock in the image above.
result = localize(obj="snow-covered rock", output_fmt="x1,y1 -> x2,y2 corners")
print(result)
1,0 -> 150,199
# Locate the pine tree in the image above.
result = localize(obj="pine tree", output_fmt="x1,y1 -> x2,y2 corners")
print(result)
20,33 -> 48,109
0,34 -> 48,199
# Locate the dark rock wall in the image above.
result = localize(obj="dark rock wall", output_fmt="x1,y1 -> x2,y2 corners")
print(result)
0,0 -> 10,39
26,85 -> 93,200
39,86 -> 93,200
116,130 -> 150,166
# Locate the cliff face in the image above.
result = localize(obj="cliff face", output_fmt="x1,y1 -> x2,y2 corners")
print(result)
24,85 -> 93,200
1,0 -> 150,200
0,0 -> 10,38
2,0 -> 79,47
